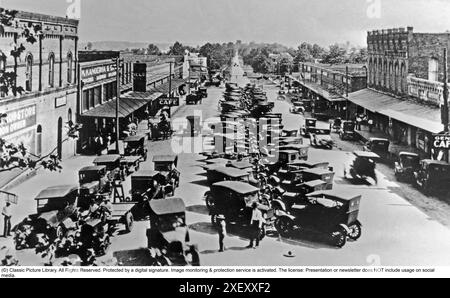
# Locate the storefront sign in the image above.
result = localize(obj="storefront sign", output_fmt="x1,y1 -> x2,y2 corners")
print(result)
0,105 -> 37,138
81,63 -> 117,84
159,97 -> 180,106
133,63 -> 147,92
432,134 -> 450,150
55,96 -> 67,108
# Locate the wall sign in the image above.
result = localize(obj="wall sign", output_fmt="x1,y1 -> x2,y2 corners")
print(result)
159,97 -> 180,106
0,105 -> 37,138
55,96 -> 67,108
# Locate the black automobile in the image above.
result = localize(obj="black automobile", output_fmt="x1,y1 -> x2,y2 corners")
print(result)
275,190 -> 363,247
414,160 -> 450,194
394,152 -> 420,182
339,121 -> 357,141
300,118 -> 317,137
364,138 -> 390,160
344,151 -> 380,184
310,128 -> 334,149
124,134 -> 148,161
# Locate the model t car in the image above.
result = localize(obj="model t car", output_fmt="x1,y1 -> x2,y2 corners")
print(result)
275,189 -> 363,247
186,93 -> 203,105
274,180 -> 328,212
279,144 -> 309,161
290,103 -> 306,115
344,151 -> 380,184
364,138 -> 390,161
310,128 -> 333,149
300,118 -> 317,137
394,152 -> 420,182
301,168 -> 335,190
198,87 -> 208,98
123,134 -> 148,161
93,155 -> 124,182
339,121 -> 357,141
206,166 -> 252,185
153,155 -> 181,189
206,181 -> 274,239
146,198 -> 198,266
414,160 -> 450,194
78,166 -> 110,196
14,185 -> 82,249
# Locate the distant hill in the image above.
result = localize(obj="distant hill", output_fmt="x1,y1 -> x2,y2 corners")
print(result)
79,41 -> 172,52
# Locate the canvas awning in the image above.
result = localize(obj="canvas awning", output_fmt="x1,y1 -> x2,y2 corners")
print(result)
82,91 -> 163,119
348,89 -> 443,134
148,79 -> 187,94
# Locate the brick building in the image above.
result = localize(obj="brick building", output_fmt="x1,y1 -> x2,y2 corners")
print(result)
349,27 -> 450,158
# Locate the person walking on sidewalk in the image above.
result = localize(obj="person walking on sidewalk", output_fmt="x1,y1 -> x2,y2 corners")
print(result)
247,203 -> 264,249
217,215 -> 227,252
2,202 -> 12,237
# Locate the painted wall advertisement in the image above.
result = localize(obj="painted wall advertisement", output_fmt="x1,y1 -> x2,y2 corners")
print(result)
0,104 -> 37,153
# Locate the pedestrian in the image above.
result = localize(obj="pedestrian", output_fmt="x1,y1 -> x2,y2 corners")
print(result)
2,202 -> 12,237
356,116 -> 362,131
94,133 -> 104,156
247,202 -> 264,249
217,215 -> 227,252
368,119 -> 374,133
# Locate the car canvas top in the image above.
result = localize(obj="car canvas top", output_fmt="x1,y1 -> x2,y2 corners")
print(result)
229,161 -> 254,170
131,170 -> 160,178
302,168 -> 333,175
421,159 -> 450,166
94,155 -> 121,164
79,165 -> 106,172
150,198 -> 186,216
301,180 -> 327,188
208,166 -> 249,178
307,189 -> 361,202
213,181 -> 259,195
354,151 -> 381,159
153,155 -> 178,163
35,185 -> 78,200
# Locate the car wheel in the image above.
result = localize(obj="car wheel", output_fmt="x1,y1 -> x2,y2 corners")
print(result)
205,192 -> 214,210
332,229 -> 347,248
125,212 -> 134,233
348,221 -> 362,240
275,217 -> 292,237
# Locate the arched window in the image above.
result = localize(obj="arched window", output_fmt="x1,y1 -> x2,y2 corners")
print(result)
67,52 -> 73,84
400,63 -> 407,93
0,54 -> 6,97
68,108 -> 73,123
25,54 -> 33,92
48,53 -> 55,87
36,125 -> 42,157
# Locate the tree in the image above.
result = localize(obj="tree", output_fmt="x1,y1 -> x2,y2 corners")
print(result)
0,9 -> 81,173
168,41 -> 188,56
349,47 -> 368,64
86,42 -> 93,50
322,44 -> 348,65
147,44 -> 161,55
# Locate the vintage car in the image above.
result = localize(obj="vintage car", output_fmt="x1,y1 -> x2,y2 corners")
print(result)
292,99 -> 312,112
414,160 -> 450,194
23,185 -> 81,242
146,198 -> 198,266
300,118 -> 317,137
279,150 -> 301,164
286,160 -> 330,172
310,128 -> 333,149
275,180 -> 328,212
124,135 -> 148,161
278,88 -> 287,95
364,138 -> 390,160
344,151 -> 380,184
279,144 -> 309,161
227,160 -> 254,173
120,155 -> 142,176
131,170 -> 167,202
278,137 -> 303,147
394,152 -> 420,182
301,168 -> 335,190
206,181 -> 274,238
331,118 -> 342,133
93,155 -> 123,182
198,87 -> 208,99
206,166 -> 256,186
153,155 -> 181,188
186,92 -> 203,105
279,169 -> 306,193
281,130 -> 299,138
289,105 -> 305,115
275,190 -> 362,247
339,121 -> 357,141
78,218 -> 111,257
78,166 -> 110,196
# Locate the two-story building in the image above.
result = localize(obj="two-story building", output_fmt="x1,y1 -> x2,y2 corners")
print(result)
348,27 -> 450,159
290,62 -> 367,119
0,10 -> 79,188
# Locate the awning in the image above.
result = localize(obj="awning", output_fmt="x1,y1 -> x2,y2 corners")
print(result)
348,89 -> 443,134
82,91 -> 163,119
148,79 -> 187,94
292,77 -> 346,102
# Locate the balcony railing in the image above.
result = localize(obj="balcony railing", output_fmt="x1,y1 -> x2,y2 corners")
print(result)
407,75 -> 443,107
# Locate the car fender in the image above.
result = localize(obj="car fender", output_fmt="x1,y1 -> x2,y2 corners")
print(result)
276,211 -> 295,221
339,224 -> 351,235
272,199 -> 287,212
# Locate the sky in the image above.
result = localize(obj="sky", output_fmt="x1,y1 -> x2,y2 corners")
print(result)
1,0 -> 450,47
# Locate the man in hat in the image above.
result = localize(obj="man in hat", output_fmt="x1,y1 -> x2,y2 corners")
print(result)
217,215 -> 227,252
247,202 -> 264,249
2,202 -> 12,237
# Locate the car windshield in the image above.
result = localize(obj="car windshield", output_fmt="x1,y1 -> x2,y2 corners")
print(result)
430,165 -> 450,175
401,156 -> 419,167
157,214 -> 185,233
312,197 -> 343,209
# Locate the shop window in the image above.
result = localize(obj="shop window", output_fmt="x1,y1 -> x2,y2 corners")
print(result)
25,54 -> 33,92
82,90 -> 89,112
48,53 -> 55,88
68,109 -> 72,123
67,52 -> 73,84
89,88 -> 95,109
94,86 -> 101,106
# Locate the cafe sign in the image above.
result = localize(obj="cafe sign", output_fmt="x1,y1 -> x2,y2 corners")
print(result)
159,97 -> 180,107
432,134 -> 450,150
0,105 -> 37,138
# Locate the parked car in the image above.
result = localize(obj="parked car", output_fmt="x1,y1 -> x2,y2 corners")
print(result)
337,121 -> 355,141
278,144 -> 309,161
344,151 -> 380,184
275,180 -> 328,212
186,93 -> 203,105
123,135 -> 148,161
93,155 -> 123,182
153,155 -> 181,189
275,189 -> 363,247
206,181 -> 274,238
301,168 -> 335,190
300,118 -> 317,137
206,166 -> 253,186
310,128 -> 333,149
364,138 -> 390,160
290,106 -> 305,115
78,166 -> 110,196
414,160 -> 450,194
146,198 -> 198,266
394,152 -> 420,182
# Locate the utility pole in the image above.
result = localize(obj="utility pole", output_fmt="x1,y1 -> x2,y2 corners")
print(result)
443,48 -> 449,134
168,61 -> 174,117
346,65 -> 349,121
115,57 -> 121,153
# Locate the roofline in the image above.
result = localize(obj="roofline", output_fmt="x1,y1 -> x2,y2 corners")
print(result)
11,9 -> 79,26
